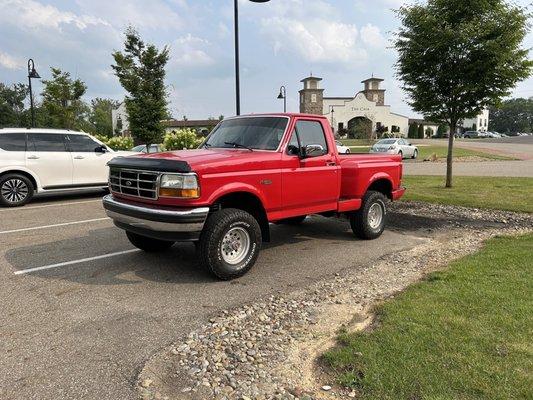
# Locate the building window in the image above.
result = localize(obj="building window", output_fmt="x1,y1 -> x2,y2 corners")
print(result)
300,94 -> 304,104
311,94 -> 317,103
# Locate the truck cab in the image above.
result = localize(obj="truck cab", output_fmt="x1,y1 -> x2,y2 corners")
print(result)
103,113 -> 405,279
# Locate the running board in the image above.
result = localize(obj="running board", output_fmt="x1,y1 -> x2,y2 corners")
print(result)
337,198 -> 362,212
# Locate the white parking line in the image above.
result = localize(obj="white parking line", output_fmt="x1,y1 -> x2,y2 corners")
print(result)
14,249 -> 141,275
0,217 -> 110,235
0,199 -> 101,212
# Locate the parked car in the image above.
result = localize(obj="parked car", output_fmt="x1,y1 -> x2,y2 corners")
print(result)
131,144 -> 164,153
103,113 -> 406,280
0,128 -> 136,207
369,138 -> 418,159
335,140 -> 350,154
463,130 -> 481,138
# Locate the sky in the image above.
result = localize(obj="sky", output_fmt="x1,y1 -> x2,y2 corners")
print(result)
0,0 -> 532,120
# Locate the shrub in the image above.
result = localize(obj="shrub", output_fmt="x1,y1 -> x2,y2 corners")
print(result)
417,124 -> 425,139
408,123 -> 418,138
425,127 -> 434,137
106,136 -> 134,151
436,124 -> 447,138
163,129 -> 203,150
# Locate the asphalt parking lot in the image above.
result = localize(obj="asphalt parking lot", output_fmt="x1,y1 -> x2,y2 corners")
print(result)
0,193 -> 425,400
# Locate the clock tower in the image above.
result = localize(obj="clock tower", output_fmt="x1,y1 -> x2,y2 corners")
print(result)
361,77 -> 385,106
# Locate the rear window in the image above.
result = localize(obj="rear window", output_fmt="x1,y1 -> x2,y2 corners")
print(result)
0,133 -> 26,151
377,139 -> 397,144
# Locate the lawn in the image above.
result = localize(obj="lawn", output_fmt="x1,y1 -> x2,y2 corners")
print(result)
323,233 -> 533,400
402,176 -> 533,213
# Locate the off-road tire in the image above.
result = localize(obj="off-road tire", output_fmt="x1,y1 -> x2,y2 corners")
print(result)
198,208 -> 261,280
126,231 -> 174,252
350,191 -> 387,240
0,173 -> 34,207
276,215 -> 307,225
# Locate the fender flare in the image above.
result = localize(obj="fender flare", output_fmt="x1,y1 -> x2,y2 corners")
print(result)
0,167 -> 42,191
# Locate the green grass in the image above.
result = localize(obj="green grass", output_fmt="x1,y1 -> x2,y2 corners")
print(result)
402,176 -> 533,213
323,233 -> 533,400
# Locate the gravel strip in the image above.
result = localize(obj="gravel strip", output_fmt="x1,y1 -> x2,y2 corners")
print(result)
139,203 -> 533,400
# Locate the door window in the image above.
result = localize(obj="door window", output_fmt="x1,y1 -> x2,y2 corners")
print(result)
28,133 -> 67,152
295,120 -> 328,153
0,133 -> 26,151
67,134 -> 102,152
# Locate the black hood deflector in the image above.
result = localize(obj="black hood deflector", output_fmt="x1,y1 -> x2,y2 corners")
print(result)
107,156 -> 192,173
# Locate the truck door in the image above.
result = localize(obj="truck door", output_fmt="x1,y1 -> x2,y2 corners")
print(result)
281,119 -> 339,214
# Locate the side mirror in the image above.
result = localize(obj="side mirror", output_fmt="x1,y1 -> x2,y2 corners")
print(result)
95,145 -> 108,153
303,144 -> 326,158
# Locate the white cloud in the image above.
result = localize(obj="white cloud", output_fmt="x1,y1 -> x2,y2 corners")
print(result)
171,34 -> 214,67
360,24 -> 388,48
0,51 -> 24,70
0,0 -> 109,31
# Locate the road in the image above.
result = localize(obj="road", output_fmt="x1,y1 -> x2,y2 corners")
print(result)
405,136 -> 533,177
0,193 -> 425,400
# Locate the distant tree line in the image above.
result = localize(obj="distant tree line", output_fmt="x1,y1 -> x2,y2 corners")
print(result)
489,97 -> 533,133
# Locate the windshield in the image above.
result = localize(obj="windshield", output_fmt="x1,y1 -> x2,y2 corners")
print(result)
377,139 -> 397,145
205,117 -> 288,151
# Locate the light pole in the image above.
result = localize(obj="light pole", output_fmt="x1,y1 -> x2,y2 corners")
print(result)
277,86 -> 287,113
27,59 -> 40,128
234,0 -> 270,116
329,105 -> 335,133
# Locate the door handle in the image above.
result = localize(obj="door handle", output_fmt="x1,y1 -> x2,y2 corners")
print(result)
74,156 -> 85,159
27,155 -> 39,159
326,160 -> 336,166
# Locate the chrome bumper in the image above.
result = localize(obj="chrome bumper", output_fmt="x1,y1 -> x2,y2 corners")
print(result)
103,194 -> 209,240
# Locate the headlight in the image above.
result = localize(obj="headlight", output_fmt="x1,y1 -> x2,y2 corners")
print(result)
159,173 -> 200,198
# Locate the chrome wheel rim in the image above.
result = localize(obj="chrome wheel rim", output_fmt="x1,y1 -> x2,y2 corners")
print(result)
1,179 -> 28,203
221,227 -> 250,266
368,203 -> 384,230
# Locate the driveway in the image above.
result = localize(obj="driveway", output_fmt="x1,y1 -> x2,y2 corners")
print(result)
0,194 -> 424,400
406,136 -> 533,177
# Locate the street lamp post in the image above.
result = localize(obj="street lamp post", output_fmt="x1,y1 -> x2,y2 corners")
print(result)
277,86 -> 287,113
27,59 -> 40,128
234,0 -> 270,116
330,105 -> 335,133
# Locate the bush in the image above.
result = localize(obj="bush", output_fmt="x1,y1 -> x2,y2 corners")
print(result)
408,123 -> 418,138
425,127 -> 434,137
94,134 -> 134,150
417,124 -> 425,139
163,129 -> 203,150
436,124 -> 447,138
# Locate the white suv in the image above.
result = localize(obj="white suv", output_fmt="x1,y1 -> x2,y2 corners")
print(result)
0,128 -> 135,207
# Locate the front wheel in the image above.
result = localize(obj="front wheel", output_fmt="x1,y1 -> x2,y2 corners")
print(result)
350,191 -> 387,240
198,208 -> 261,280
126,231 -> 174,252
412,149 -> 418,159
0,173 -> 34,207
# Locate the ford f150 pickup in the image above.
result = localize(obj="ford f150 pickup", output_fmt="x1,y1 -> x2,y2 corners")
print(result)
103,113 -> 405,279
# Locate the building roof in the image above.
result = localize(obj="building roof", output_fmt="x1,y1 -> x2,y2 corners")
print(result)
361,77 -> 384,83
300,76 -> 322,82
162,119 -> 219,128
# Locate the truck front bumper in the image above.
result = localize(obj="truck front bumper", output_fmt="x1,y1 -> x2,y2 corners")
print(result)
103,194 -> 209,241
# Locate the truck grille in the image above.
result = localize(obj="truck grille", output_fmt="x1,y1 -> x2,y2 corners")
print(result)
109,168 -> 159,200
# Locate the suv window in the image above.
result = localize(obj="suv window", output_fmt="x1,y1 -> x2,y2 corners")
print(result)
0,133 -> 26,151
67,134 -> 101,152
28,133 -> 67,152
295,120 -> 328,152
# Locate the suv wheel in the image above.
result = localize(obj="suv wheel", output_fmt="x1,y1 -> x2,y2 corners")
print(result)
350,191 -> 387,240
0,174 -> 34,207
126,231 -> 174,252
198,208 -> 261,280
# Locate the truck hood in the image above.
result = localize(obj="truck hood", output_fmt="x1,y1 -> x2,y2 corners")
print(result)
121,148 -> 281,175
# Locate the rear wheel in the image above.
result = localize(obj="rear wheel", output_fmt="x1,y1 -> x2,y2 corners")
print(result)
345,148 -> 351,154
412,149 -> 418,159
0,173 -> 34,207
398,150 -> 403,159
198,208 -> 261,280
350,191 -> 387,240
126,231 -> 174,252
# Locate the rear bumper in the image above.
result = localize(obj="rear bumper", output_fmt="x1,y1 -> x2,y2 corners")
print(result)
392,187 -> 406,200
102,194 -> 209,241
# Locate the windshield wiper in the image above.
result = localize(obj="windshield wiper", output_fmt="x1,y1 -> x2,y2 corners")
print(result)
224,141 -> 253,151
203,142 -> 212,148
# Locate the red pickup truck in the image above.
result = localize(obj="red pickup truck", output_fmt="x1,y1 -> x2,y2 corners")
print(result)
103,113 -> 405,279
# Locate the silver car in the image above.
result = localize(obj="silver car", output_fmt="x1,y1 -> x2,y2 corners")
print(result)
369,138 -> 418,159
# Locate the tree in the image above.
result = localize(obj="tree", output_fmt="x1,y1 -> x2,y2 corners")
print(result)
112,27 -> 169,152
408,123 -> 418,138
394,0 -> 532,187
436,124 -> 447,138
489,97 -> 533,133
0,83 -> 28,128
425,127 -> 434,137
417,124 -> 425,139
40,68 -> 88,130
88,98 -> 119,137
